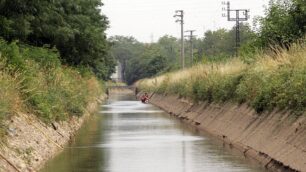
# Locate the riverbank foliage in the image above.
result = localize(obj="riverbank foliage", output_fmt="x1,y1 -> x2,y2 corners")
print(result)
0,0 -> 112,138
0,0 -> 115,80
137,42 -> 306,115
0,39 -> 103,137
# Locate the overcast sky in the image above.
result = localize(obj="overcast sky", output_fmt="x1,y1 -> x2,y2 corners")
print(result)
102,0 -> 270,43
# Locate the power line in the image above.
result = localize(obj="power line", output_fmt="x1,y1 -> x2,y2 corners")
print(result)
185,30 -> 196,66
174,10 -> 185,69
222,1 -> 250,56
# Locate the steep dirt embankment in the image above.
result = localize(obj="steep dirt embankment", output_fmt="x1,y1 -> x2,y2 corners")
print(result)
148,94 -> 306,172
0,95 -> 106,172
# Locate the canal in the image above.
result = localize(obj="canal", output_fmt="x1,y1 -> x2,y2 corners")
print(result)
41,93 -> 269,172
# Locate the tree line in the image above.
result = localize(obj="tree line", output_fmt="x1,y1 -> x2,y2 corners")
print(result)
110,0 -> 305,84
110,24 -> 257,84
0,0 -> 115,80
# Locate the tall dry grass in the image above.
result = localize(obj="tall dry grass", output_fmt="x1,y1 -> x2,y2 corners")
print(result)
0,39 -> 104,136
137,42 -> 306,115
0,60 -> 22,137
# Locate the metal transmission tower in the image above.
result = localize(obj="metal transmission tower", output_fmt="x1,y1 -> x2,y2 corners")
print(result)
174,10 -> 185,69
185,30 -> 196,66
222,1 -> 250,56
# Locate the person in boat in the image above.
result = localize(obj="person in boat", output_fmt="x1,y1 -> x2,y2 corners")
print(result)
141,93 -> 149,103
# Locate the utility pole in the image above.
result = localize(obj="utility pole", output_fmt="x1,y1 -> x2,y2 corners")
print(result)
222,1 -> 250,56
150,33 -> 154,43
185,30 -> 196,66
174,10 -> 185,69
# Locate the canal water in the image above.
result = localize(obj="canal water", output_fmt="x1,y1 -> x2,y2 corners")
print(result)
41,93 -> 268,172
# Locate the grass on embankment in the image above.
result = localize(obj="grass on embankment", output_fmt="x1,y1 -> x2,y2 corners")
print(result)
137,42 -> 306,116
0,39 -> 104,138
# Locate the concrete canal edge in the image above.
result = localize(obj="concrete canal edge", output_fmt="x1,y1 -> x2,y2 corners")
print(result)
145,93 -> 306,172
0,94 -> 107,172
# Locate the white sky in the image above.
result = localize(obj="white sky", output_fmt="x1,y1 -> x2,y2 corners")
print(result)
102,0 -> 270,43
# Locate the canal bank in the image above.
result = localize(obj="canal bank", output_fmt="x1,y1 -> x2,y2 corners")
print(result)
144,93 -> 306,172
0,94 -> 106,172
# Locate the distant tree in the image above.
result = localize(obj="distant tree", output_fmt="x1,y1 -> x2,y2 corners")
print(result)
110,35 -> 178,84
109,36 -> 144,81
146,55 -> 167,76
157,35 -> 180,67
110,23 -> 257,84
194,23 -> 255,61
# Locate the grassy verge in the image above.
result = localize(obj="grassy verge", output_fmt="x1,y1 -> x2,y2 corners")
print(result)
0,39 -> 104,137
137,42 -> 306,116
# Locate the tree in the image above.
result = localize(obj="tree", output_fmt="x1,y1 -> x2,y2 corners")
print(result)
157,35 -> 180,67
109,36 -> 144,81
256,0 -> 306,47
194,23 -> 255,61
109,35 -> 180,84
0,0 -> 115,80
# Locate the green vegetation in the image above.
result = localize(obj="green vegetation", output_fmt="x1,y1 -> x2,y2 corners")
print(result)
111,0 -> 305,85
0,71 -> 19,137
109,36 -> 177,84
255,0 -> 306,48
0,0 -> 304,137
111,0 -> 305,116
137,42 -> 306,115
0,39 -> 103,137
110,25 -> 254,84
0,0 -> 112,138
0,0 -> 115,80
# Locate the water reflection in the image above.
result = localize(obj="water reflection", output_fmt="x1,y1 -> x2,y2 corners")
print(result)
41,93 -> 268,172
